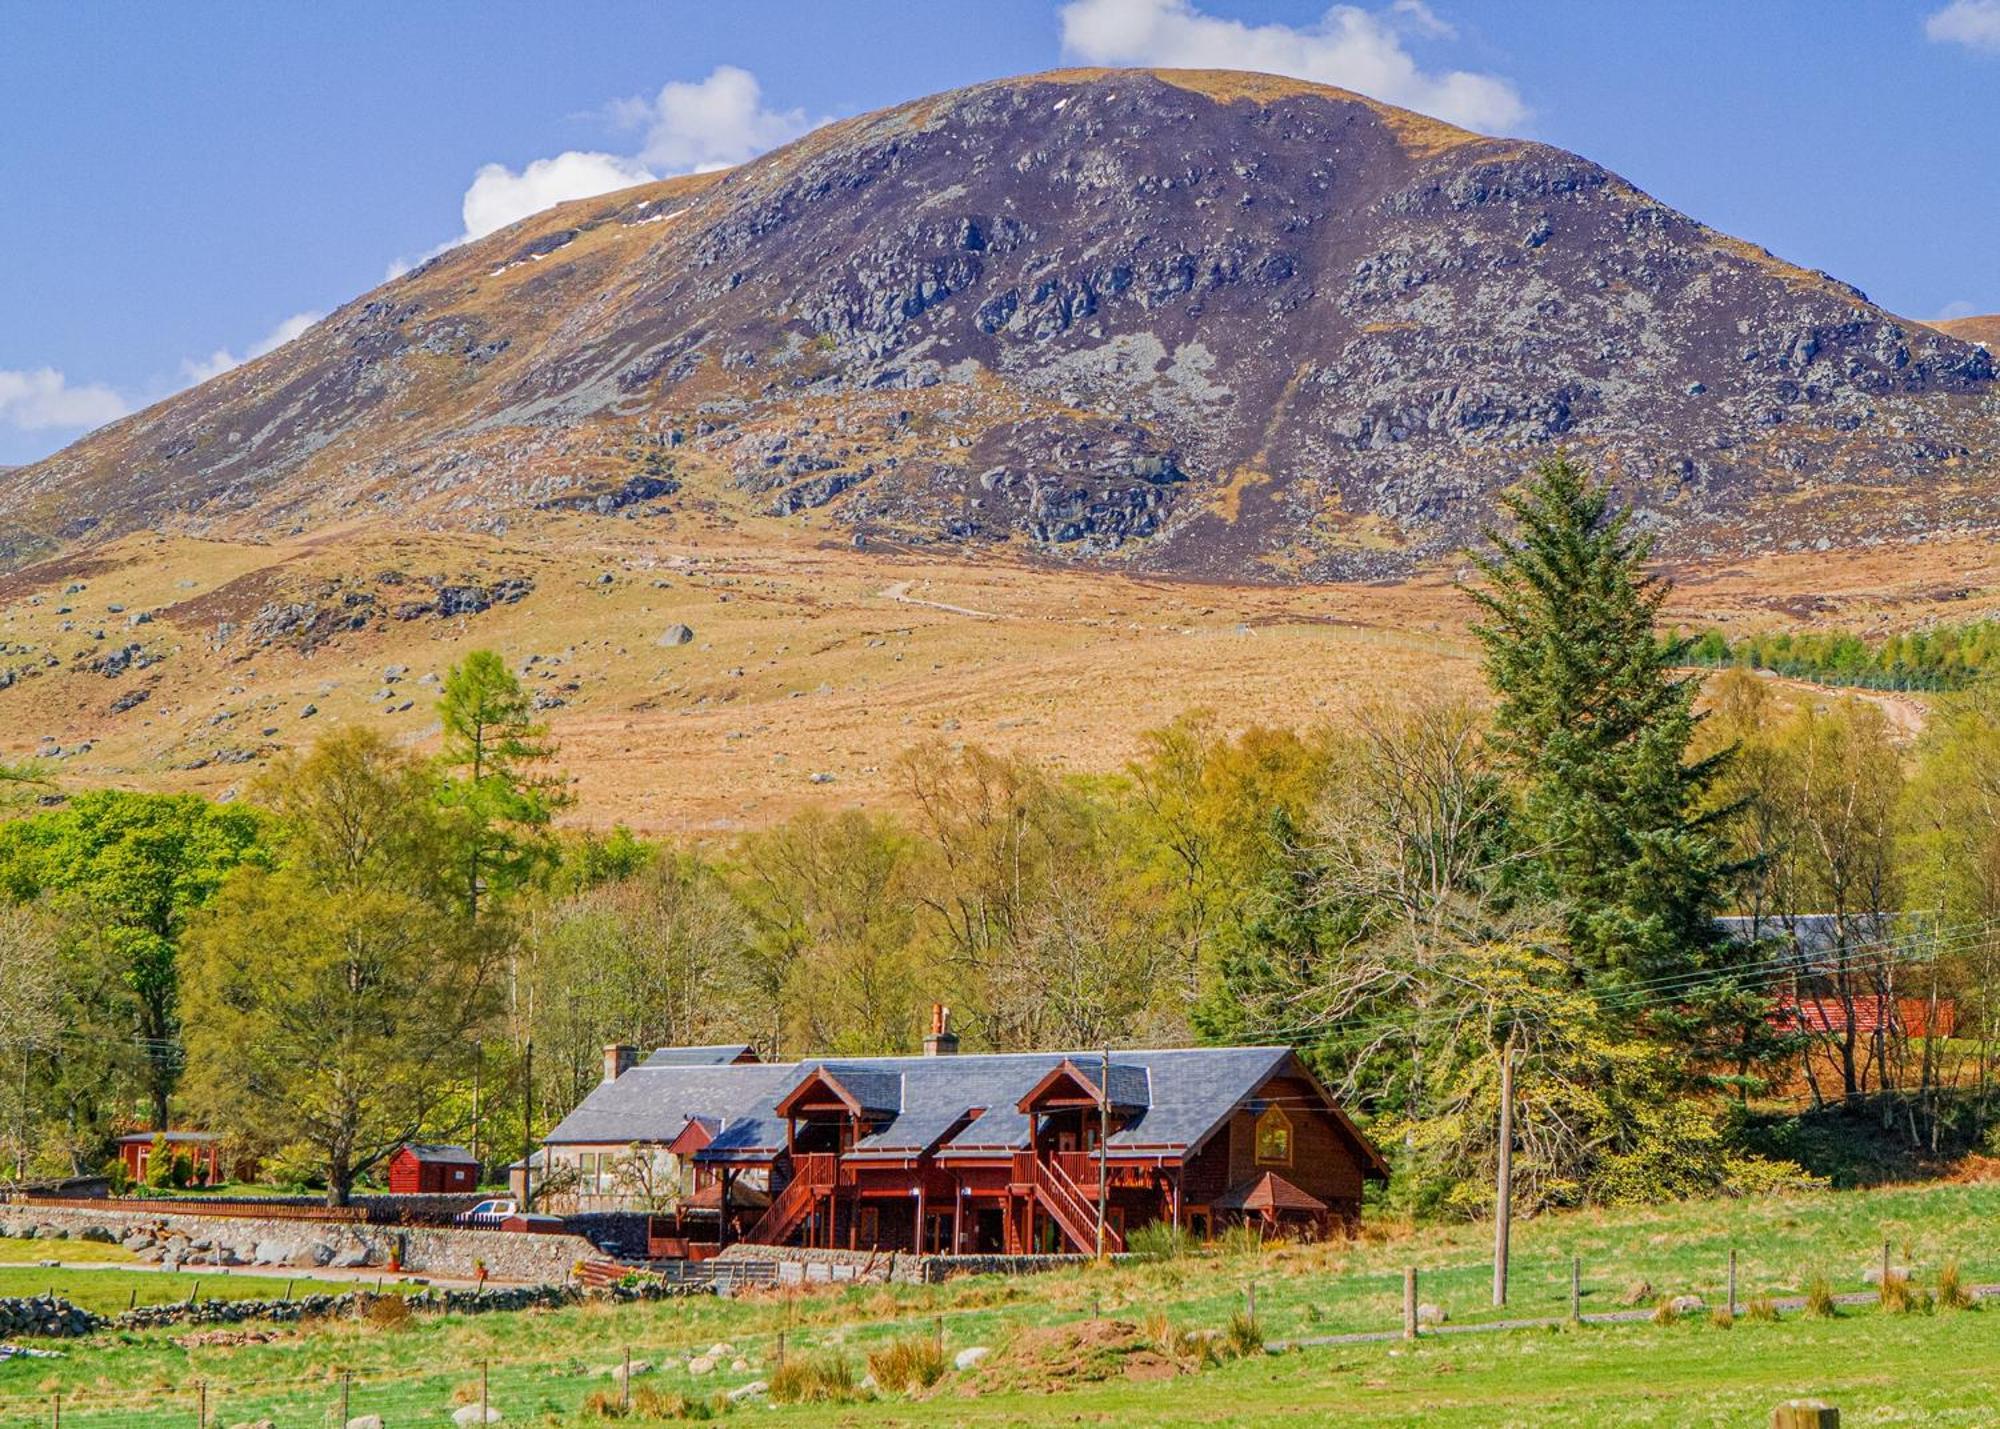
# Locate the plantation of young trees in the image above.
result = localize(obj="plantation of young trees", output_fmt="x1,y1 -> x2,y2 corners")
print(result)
4,454 -> 2000,1214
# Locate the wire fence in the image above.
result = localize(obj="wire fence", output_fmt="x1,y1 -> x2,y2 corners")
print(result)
5,1221 -> 1999,1427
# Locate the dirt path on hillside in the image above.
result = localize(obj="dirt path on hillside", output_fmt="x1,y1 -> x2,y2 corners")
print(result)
878,579 -> 1005,620
1688,667 -> 1931,739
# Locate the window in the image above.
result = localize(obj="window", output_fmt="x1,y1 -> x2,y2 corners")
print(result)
858,1206 -> 880,1245
1254,1106 -> 1292,1166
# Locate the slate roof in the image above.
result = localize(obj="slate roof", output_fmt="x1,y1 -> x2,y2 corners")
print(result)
399,1143 -> 477,1165
1718,913 -> 1897,973
542,1062 -> 799,1145
640,1044 -> 758,1068
542,1044 -> 1375,1172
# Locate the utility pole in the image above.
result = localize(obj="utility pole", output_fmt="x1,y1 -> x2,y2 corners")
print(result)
1096,1046 -> 1110,1261
521,1038 -> 535,1211
1492,1035 -> 1517,1308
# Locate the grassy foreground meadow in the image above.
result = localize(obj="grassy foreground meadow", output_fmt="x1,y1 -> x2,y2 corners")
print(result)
3,1179 -> 1998,1425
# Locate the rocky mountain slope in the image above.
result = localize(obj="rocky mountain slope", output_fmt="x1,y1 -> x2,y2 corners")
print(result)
5,68 -> 1995,581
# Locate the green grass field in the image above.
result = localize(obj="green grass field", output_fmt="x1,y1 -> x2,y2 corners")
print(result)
0,1239 -> 412,1316
1,1180 -> 1997,1425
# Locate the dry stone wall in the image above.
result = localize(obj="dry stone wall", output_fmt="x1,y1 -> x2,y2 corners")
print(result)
0,1205 -> 595,1284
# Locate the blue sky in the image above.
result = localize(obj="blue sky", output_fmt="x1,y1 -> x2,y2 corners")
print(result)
2,0 -> 1995,465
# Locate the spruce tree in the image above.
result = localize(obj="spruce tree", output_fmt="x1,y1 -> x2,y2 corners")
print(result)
1467,453 -> 1736,984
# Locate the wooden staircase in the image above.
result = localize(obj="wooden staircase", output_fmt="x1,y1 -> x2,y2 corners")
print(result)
742,1153 -> 835,1246
1012,1152 -> 1124,1254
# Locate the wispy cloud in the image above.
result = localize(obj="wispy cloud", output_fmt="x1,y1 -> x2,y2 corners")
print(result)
180,310 -> 324,385
1057,0 -> 1528,133
3,311 -> 327,457
390,64 -> 822,278
0,368 -> 129,433
1926,0 -> 2000,52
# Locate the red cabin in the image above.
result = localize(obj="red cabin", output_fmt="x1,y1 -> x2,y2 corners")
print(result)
116,1130 -> 223,1186
388,1144 -> 479,1193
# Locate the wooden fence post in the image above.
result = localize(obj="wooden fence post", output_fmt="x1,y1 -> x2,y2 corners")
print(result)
1881,1241 -> 1891,1292
1772,1400 -> 1839,1428
338,1370 -> 350,1426
197,1380 -> 206,1429
1728,1250 -> 1738,1318
1403,1266 -> 1418,1340
481,1359 -> 489,1424
622,1348 -> 632,1413
1246,1281 -> 1257,1327
1570,1256 -> 1581,1323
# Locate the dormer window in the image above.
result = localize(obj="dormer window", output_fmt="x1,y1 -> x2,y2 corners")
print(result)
1255,1105 -> 1292,1166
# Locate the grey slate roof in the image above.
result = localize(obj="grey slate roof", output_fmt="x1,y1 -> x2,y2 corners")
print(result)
544,1044 -> 1317,1165
1718,913 -> 1897,973
641,1044 -> 757,1068
542,1061 -> 798,1145
400,1144 -> 477,1165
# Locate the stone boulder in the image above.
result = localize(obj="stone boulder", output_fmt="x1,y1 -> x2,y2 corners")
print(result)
953,1346 -> 991,1371
452,1407 -> 502,1426
657,624 -> 695,647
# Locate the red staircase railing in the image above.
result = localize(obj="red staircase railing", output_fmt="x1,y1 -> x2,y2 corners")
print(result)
1010,1151 -> 1123,1254
742,1153 -> 835,1246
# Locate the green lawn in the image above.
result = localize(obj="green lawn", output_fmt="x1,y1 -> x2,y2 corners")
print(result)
0,1260 -> 411,1316
0,1237 -> 136,1267
2,1179 -> 1998,1425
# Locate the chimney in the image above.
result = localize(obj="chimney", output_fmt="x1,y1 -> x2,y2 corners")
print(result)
603,1044 -> 638,1084
923,1004 -> 959,1057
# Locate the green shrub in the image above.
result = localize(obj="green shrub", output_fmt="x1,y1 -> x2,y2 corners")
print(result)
1217,1224 -> 1266,1257
1125,1222 -> 1195,1261
866,1335 -> 948,1392
1221,1311 -> 1264,1359
769,1353 -> 857,1405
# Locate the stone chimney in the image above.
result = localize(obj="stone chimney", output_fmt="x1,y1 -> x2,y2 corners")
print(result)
603,1043 -> 638,1084
923,1004 -> 959,1057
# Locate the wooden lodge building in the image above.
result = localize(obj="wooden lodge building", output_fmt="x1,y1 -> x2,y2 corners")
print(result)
539,1011 -> 1387,1255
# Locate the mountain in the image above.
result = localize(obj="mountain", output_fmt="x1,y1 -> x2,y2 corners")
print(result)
4,67 -> 1995,585
1931,315 -> 2000,348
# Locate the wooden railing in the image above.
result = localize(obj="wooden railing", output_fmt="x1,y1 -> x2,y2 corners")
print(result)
741,1154 -> 835,1246
1011,1152 -> 1123,1254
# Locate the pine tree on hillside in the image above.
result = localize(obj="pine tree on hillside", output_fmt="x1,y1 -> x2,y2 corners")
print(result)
1467,453 -> 1739,984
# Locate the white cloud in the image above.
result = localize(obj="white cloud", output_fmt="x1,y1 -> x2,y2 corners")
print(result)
180,310 -> 325,385
396,65 -> 821,274
460,152 -> 656,246
1927,0 -> 2000,52
1057,0 -> 1528,133
0,368 -> 129,433
617,65 -> 816,174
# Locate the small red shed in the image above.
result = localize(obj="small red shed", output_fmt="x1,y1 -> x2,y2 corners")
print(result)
388,1144 -> 480,1194
116,1130 -> 223,1186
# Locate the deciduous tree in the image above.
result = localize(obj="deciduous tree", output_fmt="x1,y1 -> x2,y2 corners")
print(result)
181,728 -> 502,1205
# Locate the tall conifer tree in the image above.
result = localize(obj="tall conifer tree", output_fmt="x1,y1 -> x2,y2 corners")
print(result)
1467,453 -> 1737,984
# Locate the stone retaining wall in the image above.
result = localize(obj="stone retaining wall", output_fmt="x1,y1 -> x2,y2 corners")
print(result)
714,1244 -> 1123,1285
0,1205 -> 597,1284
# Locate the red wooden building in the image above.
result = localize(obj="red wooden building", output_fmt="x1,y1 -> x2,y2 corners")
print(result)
115,1130 -> 223,1186
542,1011 -> 1388,1254
388,1144 -> 479,1194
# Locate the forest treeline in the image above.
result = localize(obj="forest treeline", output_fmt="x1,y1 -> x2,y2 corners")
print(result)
1684,620 -> 2000,691
5,456 -> 2000,1217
